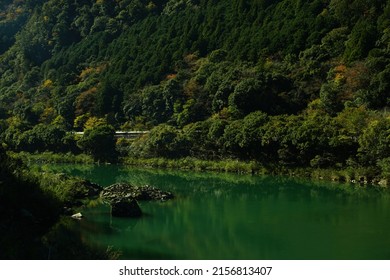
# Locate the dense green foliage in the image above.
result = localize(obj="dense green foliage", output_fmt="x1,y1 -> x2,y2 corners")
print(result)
1,0 -> 389,259
0,0 -> 389,178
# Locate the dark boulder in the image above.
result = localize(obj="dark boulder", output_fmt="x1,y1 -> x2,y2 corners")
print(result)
111,200 -> 142,218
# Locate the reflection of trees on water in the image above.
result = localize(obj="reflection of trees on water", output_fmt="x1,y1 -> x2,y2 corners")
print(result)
39,164 -> 390,259
38,163 -> 390,203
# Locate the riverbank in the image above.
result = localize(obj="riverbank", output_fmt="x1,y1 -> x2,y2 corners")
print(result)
11,152 -> 387,187
123,157 -> 389,187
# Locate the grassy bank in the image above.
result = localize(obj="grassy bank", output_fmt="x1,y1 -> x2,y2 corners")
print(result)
8,151 -> 389,187
123,157 -> 389,187
123,156 -> 267,174
8,151 -> 95,164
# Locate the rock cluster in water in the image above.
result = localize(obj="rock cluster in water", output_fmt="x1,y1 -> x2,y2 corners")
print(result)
100,183 -> 174,203
100,183 -> 174,218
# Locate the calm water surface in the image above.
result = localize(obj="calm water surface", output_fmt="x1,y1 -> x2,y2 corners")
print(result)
41,164 -> 390,260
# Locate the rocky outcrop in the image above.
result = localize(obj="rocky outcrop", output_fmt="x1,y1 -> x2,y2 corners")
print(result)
111,200 -> 142,218
100,183 -> 173,218
100,183 -> 174,203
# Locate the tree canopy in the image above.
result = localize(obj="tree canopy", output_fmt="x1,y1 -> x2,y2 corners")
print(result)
0,0 -> 389,173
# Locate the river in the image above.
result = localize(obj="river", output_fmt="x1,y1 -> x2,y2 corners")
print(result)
40,164 -> 390,259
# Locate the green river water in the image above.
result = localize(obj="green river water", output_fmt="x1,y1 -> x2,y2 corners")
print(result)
42,164 -> 390,260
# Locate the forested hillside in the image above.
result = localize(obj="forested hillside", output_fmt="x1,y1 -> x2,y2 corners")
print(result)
0,0 -> 389,177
